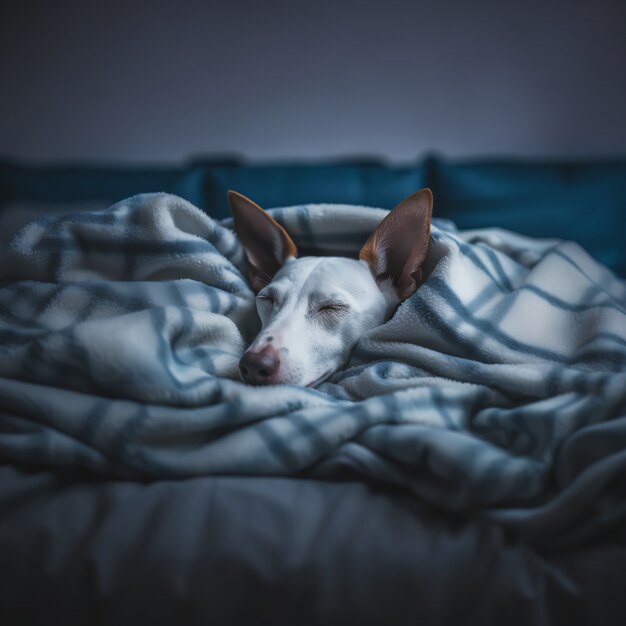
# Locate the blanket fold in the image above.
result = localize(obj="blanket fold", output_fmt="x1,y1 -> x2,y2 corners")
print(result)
1,192 -> 625,542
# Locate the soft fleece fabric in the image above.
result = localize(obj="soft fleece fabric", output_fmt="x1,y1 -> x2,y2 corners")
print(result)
0,193 -> 624,540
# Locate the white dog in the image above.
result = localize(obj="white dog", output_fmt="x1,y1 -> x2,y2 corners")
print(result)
229,189 -> 433,387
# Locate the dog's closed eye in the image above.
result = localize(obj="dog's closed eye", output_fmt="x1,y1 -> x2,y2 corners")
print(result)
316,302 -> 350,316
257,293 -> 277,306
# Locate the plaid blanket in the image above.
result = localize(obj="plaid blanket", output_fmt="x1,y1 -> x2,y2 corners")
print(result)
1,192 -> 625,541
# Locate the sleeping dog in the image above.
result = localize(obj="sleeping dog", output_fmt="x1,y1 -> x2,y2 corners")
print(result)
229,189 -> 432,387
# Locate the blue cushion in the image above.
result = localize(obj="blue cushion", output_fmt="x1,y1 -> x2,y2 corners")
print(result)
0,160 -> 207,209
428,158 -> 626,276
203,161 -> 426,218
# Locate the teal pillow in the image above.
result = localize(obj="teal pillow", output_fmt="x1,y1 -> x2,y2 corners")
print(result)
0,160 -> 207,212
203,161 -> 426,218
428,158 -> 626,276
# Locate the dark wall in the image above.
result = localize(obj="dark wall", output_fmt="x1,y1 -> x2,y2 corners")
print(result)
1,0 -> 625,162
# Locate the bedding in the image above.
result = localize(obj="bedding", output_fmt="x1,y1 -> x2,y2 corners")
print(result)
1,465 -> 625,626
1,192 -> 625,551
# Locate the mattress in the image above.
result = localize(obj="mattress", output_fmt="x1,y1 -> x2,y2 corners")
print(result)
1,465 -> 625,626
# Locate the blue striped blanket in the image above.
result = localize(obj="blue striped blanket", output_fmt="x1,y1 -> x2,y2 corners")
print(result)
1,193 -> 625,539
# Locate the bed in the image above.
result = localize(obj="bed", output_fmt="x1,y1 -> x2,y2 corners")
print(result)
1,156 -> 625,625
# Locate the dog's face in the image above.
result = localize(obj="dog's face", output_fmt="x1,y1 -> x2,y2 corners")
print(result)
230,189 -> 433,387
244,256 -> 395,386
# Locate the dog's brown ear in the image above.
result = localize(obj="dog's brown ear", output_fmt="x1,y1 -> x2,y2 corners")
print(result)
359,188 -> 432,301
228,190 -> 298,292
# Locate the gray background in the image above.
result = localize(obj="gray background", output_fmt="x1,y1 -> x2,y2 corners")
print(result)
1,0 -> 625,163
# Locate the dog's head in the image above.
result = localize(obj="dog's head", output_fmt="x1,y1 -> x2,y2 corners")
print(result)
230,189 -> 433,387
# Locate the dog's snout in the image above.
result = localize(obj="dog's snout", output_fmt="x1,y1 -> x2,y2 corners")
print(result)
239,346 -> 280,385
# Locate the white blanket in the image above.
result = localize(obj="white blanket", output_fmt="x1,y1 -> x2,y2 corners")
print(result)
1,192 -> 625,540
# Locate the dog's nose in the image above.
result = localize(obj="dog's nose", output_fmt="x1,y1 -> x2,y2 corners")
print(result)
239,346 -> 280,385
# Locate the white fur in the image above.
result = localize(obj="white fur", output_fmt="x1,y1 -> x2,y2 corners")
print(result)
244,256 -> 398,386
